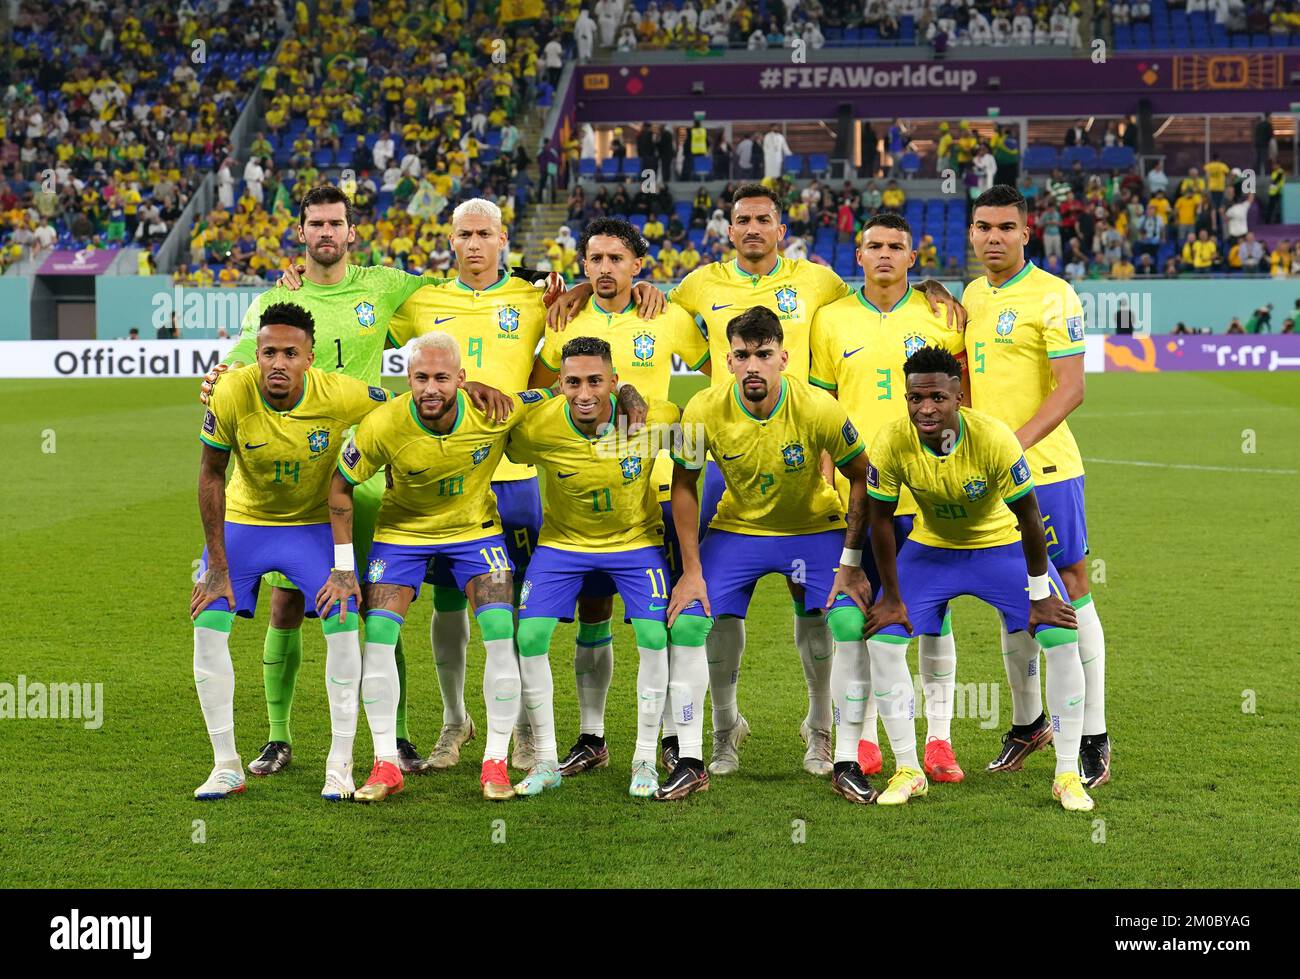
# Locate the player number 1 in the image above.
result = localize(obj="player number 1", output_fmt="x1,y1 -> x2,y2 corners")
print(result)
334,338 -> 344,370
644,567 -> 668,599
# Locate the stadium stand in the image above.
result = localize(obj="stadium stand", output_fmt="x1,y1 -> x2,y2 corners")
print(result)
0,0 -> 285,271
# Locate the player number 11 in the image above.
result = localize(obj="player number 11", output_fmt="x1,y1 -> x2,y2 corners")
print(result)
644,567 -> 668,599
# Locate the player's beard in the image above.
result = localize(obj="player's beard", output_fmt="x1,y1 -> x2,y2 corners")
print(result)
594,277 -> 620,300
741,376 -> 768,403
416,391 -> 456,423
307,241 -> 346,267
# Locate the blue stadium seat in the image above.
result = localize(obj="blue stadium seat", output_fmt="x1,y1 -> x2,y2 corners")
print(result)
629,215 -> 647,230
783,154 -> 804,177
313,148 -> 334,167
900,152 -> 921,178
808,153 -> 829,176
692,156 -> 712,178
1062,145 -> 1098,168
599,158 -> 620,180
623,155 -> 641,176
579,158 -> 597,179
1023,145 -> 1058,172
674,201 -> 692,224
1100,146 -> 1136,170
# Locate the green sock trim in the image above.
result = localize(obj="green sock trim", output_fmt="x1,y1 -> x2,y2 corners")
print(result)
319,614 -> 358,635
364,613 -> 403,646
939,610 -> 953,637
1071,593 -> 1093,610
193,609 -> 234,632
868,632 -> 911,645
577,618 -> 613,644
477,606 -> 515,642
1036,626 -> 1079,649
791,600 -> 821,618
826,605 -> 867,642
394,633 -> 408,742
263,625 -> 302,745
433,585 -> 469,612
669,614 -> 713,647
517,616 -> 558,657
631,617 -> 668,650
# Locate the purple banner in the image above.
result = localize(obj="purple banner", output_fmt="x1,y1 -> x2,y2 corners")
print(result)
1105,334 -> 1300,372
39,248 -> 120,276
576,53 -> 1298,120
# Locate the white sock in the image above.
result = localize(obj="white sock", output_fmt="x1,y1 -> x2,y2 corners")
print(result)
518,654 -> 557,763
918,630 -> 956,743
707,616 -> 745,732
362,636 -> 400,764
668,644 -> 709,760
323,628 -> 361,768
861,689 -> 879,746
829,638 -> 870,763
795,610 -> 834,731
483,637 -> 521,761
194,625 -> 237,764
431,607 -> 470,726
1075,596 -> 1107,736
867,638 -> 918,770
575,635 -> 614,738
1044,641 -> 1086,776
660,698 -> 677,740
1001,624 -> 1043,726
635,645 -> 669,763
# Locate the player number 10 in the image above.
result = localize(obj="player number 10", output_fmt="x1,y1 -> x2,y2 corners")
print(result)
479,546 -> 509,571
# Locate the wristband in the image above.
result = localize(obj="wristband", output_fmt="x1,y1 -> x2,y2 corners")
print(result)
333,545 -> 355,572
1027,573 -> 1051,601
840,548 -> 863,567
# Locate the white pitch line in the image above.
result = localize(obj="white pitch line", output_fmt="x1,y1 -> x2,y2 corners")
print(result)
1084,457 -> 1298,475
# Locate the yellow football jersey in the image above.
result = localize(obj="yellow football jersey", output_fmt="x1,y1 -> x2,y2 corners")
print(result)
669,256 -> 849,387
200,366 -> 389,526
338,387 -> 554,546
962,262 -> 1086,485
673,376 -> 863,537
507,398 -> 681,553
867,407 -> 1035,549
810,285 -> 966,516
540,299 -> 708,502
387,273 -> 547,482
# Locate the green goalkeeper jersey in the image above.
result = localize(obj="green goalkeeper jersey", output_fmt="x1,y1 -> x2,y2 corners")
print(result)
223,265 -> 437,385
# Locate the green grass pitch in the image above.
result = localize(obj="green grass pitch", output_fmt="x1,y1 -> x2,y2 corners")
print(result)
1,370 -> 1297,888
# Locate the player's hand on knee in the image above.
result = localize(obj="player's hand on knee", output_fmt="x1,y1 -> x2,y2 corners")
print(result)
667,571 -> 710,625
632,282 -> 665,319
1029,596 -> 1077,633
315,570 -> 362,625
866,596 -> 910,637
463,380 -> 513,423
199,363 -> 229,405
278,262 -> 306,290
191,566 -> 235,619
827,566 -> 872,616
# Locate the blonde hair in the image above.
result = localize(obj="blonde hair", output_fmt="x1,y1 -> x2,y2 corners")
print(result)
451,197 -> 503,231
408,331 -> 461,366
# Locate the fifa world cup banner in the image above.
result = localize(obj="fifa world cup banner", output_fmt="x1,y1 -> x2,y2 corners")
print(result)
1104,334 -> 1300,372
39,248 -> 121,276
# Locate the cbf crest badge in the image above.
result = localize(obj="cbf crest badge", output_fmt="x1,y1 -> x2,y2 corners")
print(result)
497,304 -> 520,334
903,333 -> 928,358
996,309 -> 1017,336
963,477 -> 988,501
781,442 -> 806,470
307,429 -> 330,455
632,333 -> 655,362
471,444 -> 492,466
354,301 -> 376,328
620,455 -> 643,481
775,286 -> 799,315
367,558 -> 387,583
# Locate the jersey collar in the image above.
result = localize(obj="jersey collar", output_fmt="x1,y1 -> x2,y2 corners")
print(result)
260,370 -> 309,414
409,388 -> 464,437
855,284 -> 913,315
454,271 -> 509,294
732,376 -> 787,422
731,254 -> 782,282
563,395 -> 617,440
920,411 -> 965,458
592,297 -> 635,317
987,261 -> 1033,293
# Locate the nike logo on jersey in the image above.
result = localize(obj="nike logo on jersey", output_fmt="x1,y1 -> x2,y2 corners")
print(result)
842,347 -> 864,358
244,441 -> 268,449
434,316 -> 456,324
722,452 -> 745,460
557,471 -> 578,479
407,468 -> 430,475
648,603 -> 668,611
711,303 -> 733,311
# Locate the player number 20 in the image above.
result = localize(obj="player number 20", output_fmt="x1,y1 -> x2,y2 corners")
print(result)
933,502 -> 968,520
479,546 -> 509,572
644,567 -> 669,599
